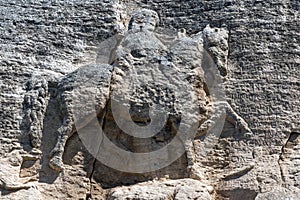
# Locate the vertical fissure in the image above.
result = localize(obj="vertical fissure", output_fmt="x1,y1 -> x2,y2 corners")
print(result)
86,72 -> 112,199
278,132 -> 292,186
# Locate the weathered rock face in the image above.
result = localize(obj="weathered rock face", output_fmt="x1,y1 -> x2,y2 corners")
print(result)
107,179 -> 213,200
0,1 -> 299,200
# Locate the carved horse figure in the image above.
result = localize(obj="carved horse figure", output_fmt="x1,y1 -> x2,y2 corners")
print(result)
49,9 -> 162,172
48,9 -> 252,173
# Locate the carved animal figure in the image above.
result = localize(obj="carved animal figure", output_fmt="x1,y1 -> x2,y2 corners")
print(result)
48,9 -> 252,173
49,9 -> 162,172
23,76 -> 48,154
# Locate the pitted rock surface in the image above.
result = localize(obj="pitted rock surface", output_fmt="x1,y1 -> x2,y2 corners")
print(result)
0,1 -> 299,199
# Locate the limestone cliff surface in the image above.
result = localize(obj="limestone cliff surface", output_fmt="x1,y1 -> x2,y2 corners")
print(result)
0,1 -> 299,199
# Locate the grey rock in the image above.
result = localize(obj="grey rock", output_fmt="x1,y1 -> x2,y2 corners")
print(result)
107,179 -> 212,200
0,1 -> 299,199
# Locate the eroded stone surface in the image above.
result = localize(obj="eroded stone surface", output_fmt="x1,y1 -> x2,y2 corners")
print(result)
107,179 -> 212,200
0,1 -> 299,199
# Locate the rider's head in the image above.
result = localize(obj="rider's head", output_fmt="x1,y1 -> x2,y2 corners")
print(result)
128,9 -> 159,32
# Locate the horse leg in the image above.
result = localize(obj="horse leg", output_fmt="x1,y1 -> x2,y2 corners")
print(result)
49,117 -> 74,172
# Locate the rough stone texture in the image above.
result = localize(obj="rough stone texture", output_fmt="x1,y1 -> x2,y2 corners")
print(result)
107,179 -> 212,200
0,0 -> 299,200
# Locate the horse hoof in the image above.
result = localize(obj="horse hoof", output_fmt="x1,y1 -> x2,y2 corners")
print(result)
49,156 -> 63,172
30,148 -> 42,155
